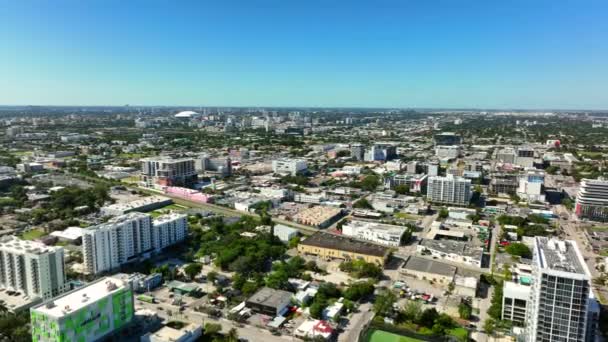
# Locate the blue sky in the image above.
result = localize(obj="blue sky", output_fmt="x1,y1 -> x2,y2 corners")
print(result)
1,0 -> 607,109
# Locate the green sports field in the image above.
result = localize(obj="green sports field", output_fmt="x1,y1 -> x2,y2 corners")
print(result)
365,329 -> 424,342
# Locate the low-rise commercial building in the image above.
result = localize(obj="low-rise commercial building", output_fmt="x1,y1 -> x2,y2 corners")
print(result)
341,220 -> 407,247
292,206 -> 342,228
273,224 -> 298,243
142,323 -> 202,342
246,287 -> 292,316
399,256 -> 456,284
416,239 -> 483,268
100,196 -> 173,216
298,232 -> 389,265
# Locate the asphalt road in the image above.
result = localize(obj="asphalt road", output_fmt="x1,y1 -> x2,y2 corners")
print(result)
338,302 -> 374,342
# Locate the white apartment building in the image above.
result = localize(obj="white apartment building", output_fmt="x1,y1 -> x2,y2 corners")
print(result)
575,178 -> 608,222
151,213 -> 188,252
82,212 -> 188,274
525,237 -> 597,342
341,220 -> 406,247
427,175 -> 472,206
272,158 -> 308,176
0,236 -> 67,300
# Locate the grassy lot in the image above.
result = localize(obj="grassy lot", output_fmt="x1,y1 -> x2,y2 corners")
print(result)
448,327 -> 469,341
149,203 -> 188,218
365,330 -> 424,342
120,176 -> 140,184
21,229 -> 46,240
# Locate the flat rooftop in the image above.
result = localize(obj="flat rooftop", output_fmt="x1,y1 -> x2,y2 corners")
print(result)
300,232 -> 389,257
535,237 -> 589,276
401,256 -> 456,277
32,276 -> 128,318
345,220 -> 406,235
0,235 -> 61,255
419,239 -> 483,259
247,287 -> 292,308
102,196 -> 171,211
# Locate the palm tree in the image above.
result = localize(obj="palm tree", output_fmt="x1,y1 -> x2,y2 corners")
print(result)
0,300 -> 8,315
225,327 -> 238,342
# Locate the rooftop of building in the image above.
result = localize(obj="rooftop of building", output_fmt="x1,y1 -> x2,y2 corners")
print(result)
401,256 -> 457,277
32,276 -> 129,318
300,232 -> 389,257
0,235 -> 61,255
149,323 -> 200,340
101,196 -> 171,211
344,220 -> 406,235
535,237 -> 589,277
419,239 -> 483,259
153,212 -> 187,225
246,287 -> 293,308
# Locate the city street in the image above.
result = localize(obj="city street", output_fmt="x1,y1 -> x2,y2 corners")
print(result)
135,298 -> 295,341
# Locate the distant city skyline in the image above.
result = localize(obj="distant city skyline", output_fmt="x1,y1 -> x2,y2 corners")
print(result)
1,1 -> 607,109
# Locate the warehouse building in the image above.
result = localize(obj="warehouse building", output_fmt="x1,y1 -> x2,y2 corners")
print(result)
298,232 -> 389,265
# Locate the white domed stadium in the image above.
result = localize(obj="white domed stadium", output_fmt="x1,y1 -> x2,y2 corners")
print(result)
174,110 -> 201,118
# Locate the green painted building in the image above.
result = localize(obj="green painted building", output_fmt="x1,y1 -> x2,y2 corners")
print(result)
30,276 -> 134,342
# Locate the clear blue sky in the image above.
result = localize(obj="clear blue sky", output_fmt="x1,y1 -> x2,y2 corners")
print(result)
1,0 -> 607,109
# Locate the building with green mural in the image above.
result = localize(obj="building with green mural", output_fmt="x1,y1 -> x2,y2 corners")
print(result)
30,276 -> 134,342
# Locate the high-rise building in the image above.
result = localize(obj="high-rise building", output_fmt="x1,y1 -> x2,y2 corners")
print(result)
350,143 -> 365,161
517,170 -> 545,203
196,154 -> 232,176
30,276 -> 134,342
426,175 -> 472,206
82,212 -> 187,274
575,178 -> 608,222
525,237 -> 596,342
0,236 -> 67,301
364,143 -> 397,162
151,213 -> 188,253
140,157 -> 197,188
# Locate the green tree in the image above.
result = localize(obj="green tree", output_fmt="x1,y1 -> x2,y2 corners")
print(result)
402,300 -> 422,321
438,208 -> 449,219
373,291 -> 397,316
204,322 -> 222,336
458,302 -> 472,320
484,317 -> 496,334
225,327 -> 239,342
394,184 -> 410,195
505,243 -> 532,258
309,301 -> 324,319
353,198 -> 373,209
184,263 -> 202,280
